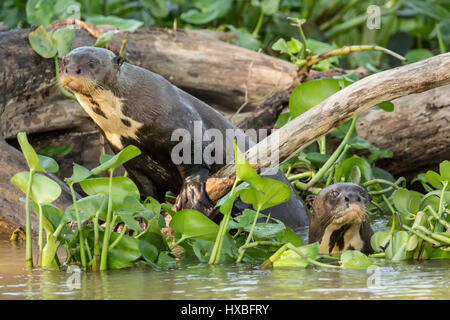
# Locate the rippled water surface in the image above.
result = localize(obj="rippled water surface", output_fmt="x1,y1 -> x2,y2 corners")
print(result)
0,234 -> 449,300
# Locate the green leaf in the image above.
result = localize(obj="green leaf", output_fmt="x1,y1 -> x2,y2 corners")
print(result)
286,38 -> 303,54
370,231 -> 391,253
392,188 -> 423,225
334,157 -> 373,183
169,209 -> 219,242
385,231 -> 412,261
425,170 -> 443,189
94,30 -> 115,48
139,231 -> 169,253
305,152 -> 330,169
28,25 -> 57,58
289,78 -> 341,118
180,0 -> 233,24
276,227 -> 303,247
79,176 -> 140,211
91,145 -> 141,175
119,196 -> 155,222
85,15 -> 143,32
26,0 -> 54,26
17,132 -> 43,172
240,177 -> 291,211
440,160 -> 450,181
38,145 -> 72,158
11,172 -> 61,205
405,49 -> 434,64
373,101 -> 394,112
234,140 -> 263,190
272,243 -> 319,268
66,163 -> 92,185
261,0 -> 280,15
226,25 -> 261,51
64,194 -> 106,223
52,27 -> 74,57
37,154 -> 59,174
140,0 -> 169,18
216,182 -> 250,215
229,209 -> 286,238
271,38 -> 290,54
340,250 -> 372,269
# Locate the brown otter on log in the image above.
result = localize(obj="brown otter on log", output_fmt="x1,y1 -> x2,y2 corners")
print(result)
59,46 -> 309,232
308,183 -> 374,255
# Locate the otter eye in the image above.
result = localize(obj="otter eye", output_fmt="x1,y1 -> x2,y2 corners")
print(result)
88,60 -> 96,68
331,191 -> 340,198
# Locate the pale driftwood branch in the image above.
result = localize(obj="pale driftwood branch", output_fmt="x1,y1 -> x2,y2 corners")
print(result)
205,53 -> 450,201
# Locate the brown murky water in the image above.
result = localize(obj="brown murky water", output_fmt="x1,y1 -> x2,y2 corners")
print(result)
0,233 -> 449,300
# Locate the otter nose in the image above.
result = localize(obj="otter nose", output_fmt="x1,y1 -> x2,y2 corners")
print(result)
344,192 -> 362,203
62,57 -> 82,75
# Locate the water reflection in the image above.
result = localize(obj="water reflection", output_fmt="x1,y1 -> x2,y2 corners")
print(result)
0,235 -> 448,300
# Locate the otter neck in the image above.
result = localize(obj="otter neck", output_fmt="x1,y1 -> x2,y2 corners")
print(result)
74,89 -> 144,150
319,222 -> 364,255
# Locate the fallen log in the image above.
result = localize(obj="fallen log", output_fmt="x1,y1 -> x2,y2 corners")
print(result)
205,53 -> 450,202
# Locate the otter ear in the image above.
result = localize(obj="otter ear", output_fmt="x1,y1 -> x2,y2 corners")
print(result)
112,56 -> 125,68
306,195 -> 316,207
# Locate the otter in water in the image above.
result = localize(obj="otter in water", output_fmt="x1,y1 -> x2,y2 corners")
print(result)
308,183 -> 374,255
60,46 -> 309,231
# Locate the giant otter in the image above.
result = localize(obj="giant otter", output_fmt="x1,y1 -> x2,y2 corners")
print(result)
308,183 -> 374,255
60,46 -> 309,232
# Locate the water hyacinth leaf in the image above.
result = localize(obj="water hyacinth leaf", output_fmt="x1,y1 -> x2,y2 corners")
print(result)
140,0 -> 169,18
37,155 -> 59,174
425,170 -> 443,189
99,154 -> 114,165
41,235 -> 60,270
26,0 -> 54,26
286,38 -> 303,54
91,145 -> 141,175
119,196 -> 154,222
138,240 -> 158,264
234,141 -> 263,190
226,25 -> 261,51
84,15 -> 143,32
373,101 -> 394,112
275,113 -> 291,129
306,152 -> 330,168
28,25 -> 57,58
139,231 -> 169,252
169,209 -> 219,242
17,132 -> 42,172
11,172 -> 61,205
66,163 -> 92,184
26,200 -> 64,234
276,227 -> 303,247
157,252 -> 177,268
230,209 -> 285,238
272,38 -> 290,54
261,0 -> 280,15
181,0 -> 233,25
104,232 -> 140,269
216,182 -> 250,215
289,78 -> 341,118
392,188 -> 423,222
405,49 -> 434,64
144,196 -> 162,216
79,176 -> 140,211
440,160 -> 450,180
117,211 -> 143,232
94,30 -> 115,48
64,194 -> 106,223
193,239 -> 214,263
370,231 -> 391,253
340,250 -> 372,269
335,157 -> 373,183
272,243 -> 319,268
385,231 -> 412,261
406,235 -> 418,251
52,27 -> 75,57
38,145 -> 72,158
240,177 -> 290,211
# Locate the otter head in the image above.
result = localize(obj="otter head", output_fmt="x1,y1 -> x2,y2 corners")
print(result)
60,46 -> 125,95
310,183 -> 371,228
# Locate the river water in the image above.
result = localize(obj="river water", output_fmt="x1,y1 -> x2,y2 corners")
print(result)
0,233 -> 448,300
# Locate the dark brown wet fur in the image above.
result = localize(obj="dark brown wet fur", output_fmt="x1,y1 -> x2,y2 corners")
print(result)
60,47 -> 310,232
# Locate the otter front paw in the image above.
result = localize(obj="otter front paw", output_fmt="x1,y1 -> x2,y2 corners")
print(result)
174,169 -> 215,218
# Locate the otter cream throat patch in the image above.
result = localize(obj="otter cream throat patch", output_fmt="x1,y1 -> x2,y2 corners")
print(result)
75,90 -> 143,149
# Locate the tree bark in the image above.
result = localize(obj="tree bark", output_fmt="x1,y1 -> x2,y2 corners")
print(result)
205,53 -> 450,202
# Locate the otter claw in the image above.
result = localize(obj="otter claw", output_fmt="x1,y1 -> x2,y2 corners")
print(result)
174,169 -> 215,218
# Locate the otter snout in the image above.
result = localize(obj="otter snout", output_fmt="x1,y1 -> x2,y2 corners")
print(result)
61,56 -> 82,75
